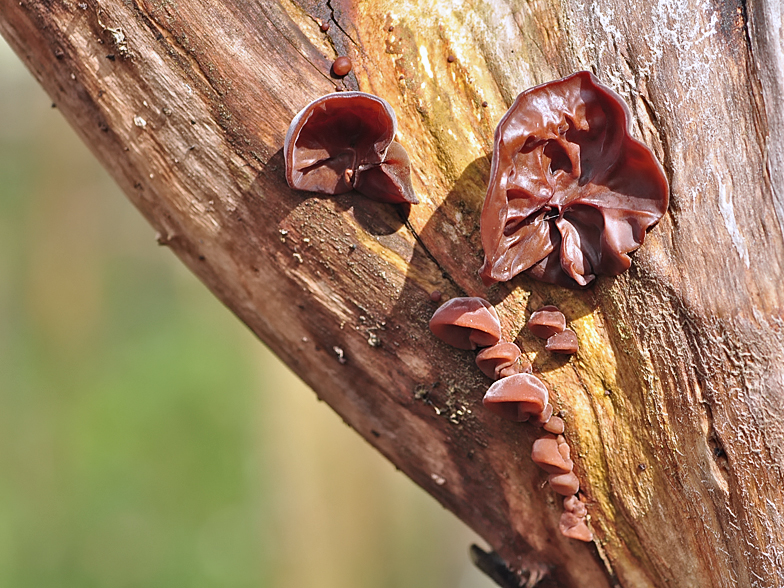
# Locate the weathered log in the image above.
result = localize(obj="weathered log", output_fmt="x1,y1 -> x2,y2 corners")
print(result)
2,0 -> 783,586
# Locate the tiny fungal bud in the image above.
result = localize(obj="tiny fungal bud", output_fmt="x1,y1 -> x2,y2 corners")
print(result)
546,328 -> 579,354
429,290 -> 442,302
320,22 -> 330,31
543,415 -> 565,435
447,55 -> 456,63
531,434 -> 573,474
332,56 -> 353,77
549,471 -> 580,496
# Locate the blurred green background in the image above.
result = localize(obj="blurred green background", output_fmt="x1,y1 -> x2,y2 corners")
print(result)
0,38 -> 493,588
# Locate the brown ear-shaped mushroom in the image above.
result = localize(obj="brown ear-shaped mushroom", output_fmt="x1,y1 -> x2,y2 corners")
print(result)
475,342 -> 524,379
543,415 -> 565,435
527,306 -> 566,339
549,471 -> 580,496
284,92 -> 417,204
353,141 -> 418,204
529,402 -> 553,427
545,329 -> 579,354
531,434 -> 573,474
429,297 -> 501,350
563,495 -> 587,518
560,511 -> 593,542
560,496 -> 592,542
482,373 -> 549,421
479,71 -> 669,288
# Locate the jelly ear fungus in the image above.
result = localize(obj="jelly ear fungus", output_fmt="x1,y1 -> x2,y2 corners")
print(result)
284,92 -> 417,204
428,297 -> 502,350
479,71 -> 669,288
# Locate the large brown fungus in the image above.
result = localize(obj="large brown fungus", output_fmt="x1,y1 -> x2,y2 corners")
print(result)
284,92 -> 418,204
479,71 -> 669,288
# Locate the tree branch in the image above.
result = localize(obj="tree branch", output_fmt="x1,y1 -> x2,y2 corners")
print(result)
2,0 -> 783,586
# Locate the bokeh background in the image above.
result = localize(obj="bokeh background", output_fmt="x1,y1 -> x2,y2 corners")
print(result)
0,37 -> 494,588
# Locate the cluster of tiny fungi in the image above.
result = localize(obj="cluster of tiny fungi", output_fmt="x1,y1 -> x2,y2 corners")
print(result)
429,297 -> 591,542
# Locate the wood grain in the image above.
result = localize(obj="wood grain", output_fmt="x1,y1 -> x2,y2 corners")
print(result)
2,0 -> 783,586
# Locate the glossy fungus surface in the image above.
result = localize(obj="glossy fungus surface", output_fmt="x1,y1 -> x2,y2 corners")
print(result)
546,329 -> 579,354
561,497 -> 592,542
482,373 -> 549,421
530,403 -> 553,427
332,56 -> 352,76
527,306 -> 566,339
429,297 -> 501,350
531,434 -> 573,474
352,140 -> 418,204
284,92 -> 417,204
564,495 -> 587,518
543,415 -> 565,435
475,342 -> 523,379
549,471 -> 580,496
479,71 -> 669,288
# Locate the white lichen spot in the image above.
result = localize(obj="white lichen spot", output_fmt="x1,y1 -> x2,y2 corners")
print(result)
419,45 -> 434,78
716,170 -> 750,268
431,473 -> 446,485
133,115 -> 147,128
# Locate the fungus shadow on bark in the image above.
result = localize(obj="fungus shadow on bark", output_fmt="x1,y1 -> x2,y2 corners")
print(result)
251,149 -> 407,239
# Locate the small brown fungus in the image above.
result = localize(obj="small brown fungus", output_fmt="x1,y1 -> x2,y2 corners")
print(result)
320,21 -> 330,32
475,341 -> 522,379
549,471 -> 580,496
560,496 -> 592,542
483,373 -> 549,422
531,434 -> 573,474
527,305 -> 566,339
545,328 -> 579,354
563,495 -> 587,518
284,92 -> 418,204
559,511 -> 593,542
530,402 -> 553,427
447,54 -> 456,63
543,415 -> 565,435
429,290 -> 442,302
332,56 -> 352,77
428,297 -> 501,350
479,71 -> 669,288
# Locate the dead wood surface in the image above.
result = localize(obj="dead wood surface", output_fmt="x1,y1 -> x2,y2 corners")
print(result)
2,0 -> 784,586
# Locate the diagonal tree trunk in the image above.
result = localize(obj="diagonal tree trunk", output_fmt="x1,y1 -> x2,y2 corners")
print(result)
2,0 -> 783,586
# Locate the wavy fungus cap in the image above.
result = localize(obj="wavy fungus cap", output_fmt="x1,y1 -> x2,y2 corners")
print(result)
429,297 -> 502,350
284,92 -> 417,204
479,71 -> 669,288
475,341 -> 524,379
482,373 -> 549,421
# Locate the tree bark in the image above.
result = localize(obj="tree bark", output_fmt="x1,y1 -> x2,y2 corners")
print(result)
2,0 -> 783,586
